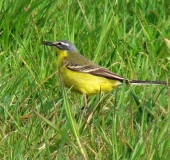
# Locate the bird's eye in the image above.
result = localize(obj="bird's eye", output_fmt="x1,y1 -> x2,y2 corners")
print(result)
57,42 -> 62,46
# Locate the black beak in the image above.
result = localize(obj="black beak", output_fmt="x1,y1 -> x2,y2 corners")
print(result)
42,41 -> 55,47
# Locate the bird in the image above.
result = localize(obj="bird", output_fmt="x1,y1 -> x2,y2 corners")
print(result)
42,40 -> 167,107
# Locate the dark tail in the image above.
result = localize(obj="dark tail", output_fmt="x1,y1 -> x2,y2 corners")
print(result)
128,80 -> 167,85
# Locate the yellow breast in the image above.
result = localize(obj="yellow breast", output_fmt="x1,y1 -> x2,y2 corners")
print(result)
59,66 -> 121,95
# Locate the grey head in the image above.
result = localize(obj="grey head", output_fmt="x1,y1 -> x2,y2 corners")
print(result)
42,40 -> 79,53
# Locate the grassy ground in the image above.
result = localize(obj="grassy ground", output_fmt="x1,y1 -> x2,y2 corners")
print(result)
0,0 -> 170,159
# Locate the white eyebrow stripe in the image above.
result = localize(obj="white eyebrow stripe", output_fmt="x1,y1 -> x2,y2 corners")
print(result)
60,42 -> 70,46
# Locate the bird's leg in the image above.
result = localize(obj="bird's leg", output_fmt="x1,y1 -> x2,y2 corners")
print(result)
84,94 -> 88,108
81,94 -> 89,116
81,94 -> 89,110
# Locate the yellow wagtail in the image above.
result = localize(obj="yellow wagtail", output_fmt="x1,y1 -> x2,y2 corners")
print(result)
42,40 -> 167,107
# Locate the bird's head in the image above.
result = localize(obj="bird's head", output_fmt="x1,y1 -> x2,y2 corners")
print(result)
42,40 -> 78,55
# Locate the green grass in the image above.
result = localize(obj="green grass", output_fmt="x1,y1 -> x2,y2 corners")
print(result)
0,0 -> 170,159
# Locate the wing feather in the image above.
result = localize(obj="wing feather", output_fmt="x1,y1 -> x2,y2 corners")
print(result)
64,60 -> 125,82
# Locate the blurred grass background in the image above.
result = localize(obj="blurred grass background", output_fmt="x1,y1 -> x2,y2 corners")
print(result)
0,0 -> 170,159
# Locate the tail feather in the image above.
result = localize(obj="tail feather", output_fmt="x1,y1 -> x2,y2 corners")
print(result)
129,80 -> 167,85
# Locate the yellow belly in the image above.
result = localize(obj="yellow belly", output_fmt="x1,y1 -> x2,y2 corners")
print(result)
59,66 -> 121,95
